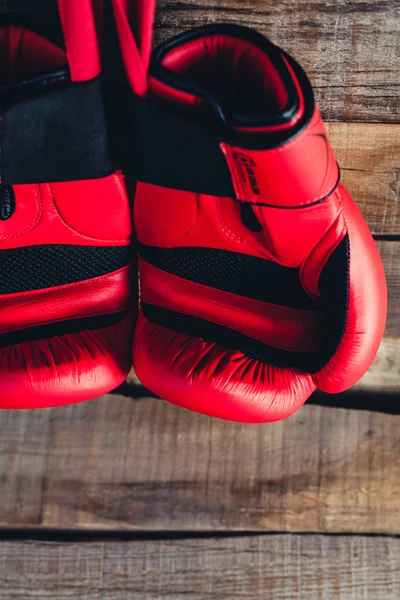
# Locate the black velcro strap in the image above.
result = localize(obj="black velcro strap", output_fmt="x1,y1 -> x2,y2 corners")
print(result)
106,47 -> 317,200
107,89 -> 237,198
1,77 -> 115,184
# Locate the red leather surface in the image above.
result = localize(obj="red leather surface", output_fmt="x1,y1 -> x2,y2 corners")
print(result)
133,28 -> 386,422
140,259 -> 324,351
0,312 -> 133,409
0,26 -> 66,84
0,267 -> 130,335
0,13 -> 134,408
111,0 -> 156,97
132,27 -> 387,422
58,0 -> 101,81
134,312 -> 316,423
221,109 -> 338,206
134,182 -> 343,268
313,186 -> 387,393
3,176 -> 132,250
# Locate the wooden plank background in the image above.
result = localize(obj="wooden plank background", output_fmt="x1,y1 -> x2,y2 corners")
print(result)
0,536 -> 399,600
326,124 -> 399,235
154,0 -> 400,123
0,1 -> 399,598
1,396 -> 399,534
353,337 -> 399,391
377,241 -> 400,335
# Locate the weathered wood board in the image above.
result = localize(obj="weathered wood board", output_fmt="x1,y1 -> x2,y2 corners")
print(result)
0,4 -> 398,598
0,535 -> 399,600
0,395 -> 399,533
326,124 -> 399,236
154,0 -> 400,123
354,337 -> 399,392
378,242 -> 400,336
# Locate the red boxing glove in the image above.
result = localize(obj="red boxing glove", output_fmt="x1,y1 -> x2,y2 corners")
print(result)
0,2 -> 134,408
117,24 -> 387,422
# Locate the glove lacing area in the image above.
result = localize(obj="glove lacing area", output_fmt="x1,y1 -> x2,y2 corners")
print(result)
0,17 -> 133,407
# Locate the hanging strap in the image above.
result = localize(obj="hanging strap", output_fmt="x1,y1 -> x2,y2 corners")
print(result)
111,0 -> 156,96
0,1 -> 115,185
57,0 -> 102,82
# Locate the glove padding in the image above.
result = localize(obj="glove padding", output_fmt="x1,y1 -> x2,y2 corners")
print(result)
0,13 -> 134,408
127,25 -> 387,422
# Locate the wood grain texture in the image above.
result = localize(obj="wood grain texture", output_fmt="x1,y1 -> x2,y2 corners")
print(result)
354,337 -> 400,392
0,394 -> 399,533
378,241 -> 400,336
326,124 -> 400,235
154,0 -> 400,123
0,535 -> 399,599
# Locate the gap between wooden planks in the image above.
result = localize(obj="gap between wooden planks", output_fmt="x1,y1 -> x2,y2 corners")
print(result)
0,393 -> 399,534
0,535 -> 399,600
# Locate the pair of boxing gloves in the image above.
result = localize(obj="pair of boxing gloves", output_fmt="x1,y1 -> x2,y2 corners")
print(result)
0,1 -> 387,422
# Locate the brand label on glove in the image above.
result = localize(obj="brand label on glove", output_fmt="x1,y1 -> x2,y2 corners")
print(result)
220,126 -> 340,208
221,146 -> 262,202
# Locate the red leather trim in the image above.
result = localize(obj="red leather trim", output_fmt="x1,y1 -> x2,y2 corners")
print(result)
58,0 -> 101,82
0,265 -> 131,335
221,109 -> 339,206
151,35 -> 304,128
253,191 -> 343,267
135,0 -> 155,75
111,0 -> 156,97
0,27 -> 66,84
313,187 -> 387,393
134,182 -> 342,268
300,200 -> 346,298
236,57 -> 305,134
149,75 -> 200,108
161,35 -> 289,112
140,259 -> 324,352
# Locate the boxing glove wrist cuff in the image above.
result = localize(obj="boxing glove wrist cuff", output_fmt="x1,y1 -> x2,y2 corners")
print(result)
115,24 -> 339,207
0,13 -> 115,185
